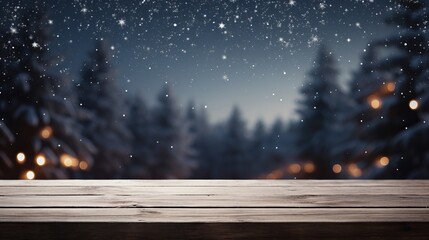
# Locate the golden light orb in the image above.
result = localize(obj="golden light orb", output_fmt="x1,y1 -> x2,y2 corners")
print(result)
79,161 -> 89,170
377,156 -> 390,167
25,170 -> 35,180
288,163 -> 301,174
16,152 -> 26,163
386,82 -> 395,92
348,164 -> 362,177
60,154 -> 79,168
409,100 -> 419,110
370,98 -> 381,109
35,155 -> 46,166
40,126 -> 53,139
303,162 -> 315,173
332,164 -> 342,174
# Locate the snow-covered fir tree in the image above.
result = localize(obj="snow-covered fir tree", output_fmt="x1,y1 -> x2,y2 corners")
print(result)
249,120 -> 268,178
332,44 -> 389,178
125,95 -> 152,178
78,40 -> 131,178
148,85 -> 195,178
266,118 -> 286,173
292,45 -> 343,179
217,106 -> 249,179
0,121 -> 14,174
187,103 -> 216,179
373,0 -> 429,178
0,10 -> 95,179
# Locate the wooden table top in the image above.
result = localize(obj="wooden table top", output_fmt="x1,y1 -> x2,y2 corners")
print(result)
0,180 -> 428,239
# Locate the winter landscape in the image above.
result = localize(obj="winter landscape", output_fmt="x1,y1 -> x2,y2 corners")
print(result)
0,0 -> 428,179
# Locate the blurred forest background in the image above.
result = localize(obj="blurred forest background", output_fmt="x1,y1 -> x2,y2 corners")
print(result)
1,1 -> 429,179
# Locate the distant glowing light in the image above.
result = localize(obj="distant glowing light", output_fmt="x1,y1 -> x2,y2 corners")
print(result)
386,82 -> 395,92
222,55 -> 227,60
17,152 -> 26,163
40,126 -> 53,139
369,97 -> 381,109
266,169 -> 284,179
409,100 -> 419,110
35,155 -> 46,166
377,156 -> 389,167
60,154 -> 79,168
288,163 -> 301,174
79,161 -> 89,170
332,164 -> 342,174
348,164 -> 362,177
303,162 -> 315,173
25,170 -> 35,180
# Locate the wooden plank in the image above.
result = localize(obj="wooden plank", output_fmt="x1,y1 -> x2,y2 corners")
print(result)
0,180 -> 428,239
1,193 -> 428,208
1,179 -> 428,187
2,186 -> 429,196
1,208 -> 429,222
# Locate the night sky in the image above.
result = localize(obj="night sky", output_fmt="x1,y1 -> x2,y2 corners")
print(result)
0,0 -> 396,125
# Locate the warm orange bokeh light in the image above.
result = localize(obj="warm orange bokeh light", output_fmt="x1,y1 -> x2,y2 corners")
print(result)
377,156 -> 389,167
409,100 -> 418,110
16,152 -> 26,163
303,162 -> 315,173
332,164 -> 342,174
35,154 -> 46,166
288,163 -> 301,174
79,161 -> 89,170
25,170 -> 35,180
369,98 -> 381,109
348,163 -> 362,177
60,154 -> 79,168
386,82 -> 395,92
40,126 -> 53,139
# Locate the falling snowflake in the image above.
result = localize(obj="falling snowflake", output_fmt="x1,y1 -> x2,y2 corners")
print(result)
118,19 -> 126,27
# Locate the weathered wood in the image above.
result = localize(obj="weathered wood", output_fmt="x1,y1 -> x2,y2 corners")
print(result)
1,179 -> 427,187
0,180 -> 428,239
2,208 -> 429,222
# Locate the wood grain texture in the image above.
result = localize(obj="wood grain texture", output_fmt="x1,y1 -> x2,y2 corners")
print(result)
0,180 -> 428,239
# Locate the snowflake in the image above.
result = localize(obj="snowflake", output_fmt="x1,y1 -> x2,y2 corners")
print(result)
288,0 -> 296,6
32,42 -> 39,48
219,22 -> 226,29
10,27 -> 17,34
81,7 -> 88,13
118,19 -> 126,27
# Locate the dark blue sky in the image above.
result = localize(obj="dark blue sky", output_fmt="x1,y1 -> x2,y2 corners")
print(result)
1,0 -> 395,125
